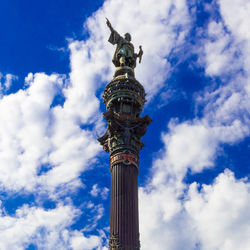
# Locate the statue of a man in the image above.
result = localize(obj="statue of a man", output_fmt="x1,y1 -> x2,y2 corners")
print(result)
106,18 -> 143,68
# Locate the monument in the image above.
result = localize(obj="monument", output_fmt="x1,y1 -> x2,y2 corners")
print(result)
98,19 -> 151,249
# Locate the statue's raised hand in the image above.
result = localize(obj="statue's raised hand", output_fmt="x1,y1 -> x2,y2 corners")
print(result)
106,18 -> 113,32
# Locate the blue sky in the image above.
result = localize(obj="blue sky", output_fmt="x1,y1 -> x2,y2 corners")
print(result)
0,0 -> 249,249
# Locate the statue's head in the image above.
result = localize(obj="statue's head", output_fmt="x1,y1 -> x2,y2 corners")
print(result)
124,33 -> 131,41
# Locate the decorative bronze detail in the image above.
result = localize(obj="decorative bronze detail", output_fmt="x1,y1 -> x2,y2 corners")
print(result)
103,75 -> 146,111
98,110 -> 151,156
109,234 -> 121,250
99,19 -> 151,249
110,153 -> 139,170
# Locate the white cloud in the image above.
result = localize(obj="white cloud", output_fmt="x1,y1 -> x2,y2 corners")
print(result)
70,230 -> 102,250
219,0 -> 250,42
90,184 -> 100,197
204,21 -> 240,76
90,184 -> 109,200
140,148 -> 250,250
0,73 -> 2,94
64,40 -> 104,125
186,170 -> 250,250
164,122 -> 216,174
200,1 -> 250,114
161,1 -> 250,180
194,2 -> 250,144
0,72 -> 101,194
0,204 -> 75,249
4,73 -> 18,90
82,203 -> 105,233
149,117 -> 249,192
100,187 -> 109,200
0,73 -> 62,192
39,112 -> 100,193
139,184 -> 197,250
0,203 -> 105,250
195,2 -> 250,145
0,73 -> 18,95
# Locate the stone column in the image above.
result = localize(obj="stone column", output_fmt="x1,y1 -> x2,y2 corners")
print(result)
110,163 -> 139,249
99,66 -> 151,249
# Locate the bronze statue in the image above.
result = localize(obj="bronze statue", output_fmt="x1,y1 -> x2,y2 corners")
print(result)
106,18 -> 143,68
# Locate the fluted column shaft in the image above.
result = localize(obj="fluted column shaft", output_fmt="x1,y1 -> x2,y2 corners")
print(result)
110,163 -> 139,249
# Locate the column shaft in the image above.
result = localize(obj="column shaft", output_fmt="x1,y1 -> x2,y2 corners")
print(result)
110,163 -> 139,249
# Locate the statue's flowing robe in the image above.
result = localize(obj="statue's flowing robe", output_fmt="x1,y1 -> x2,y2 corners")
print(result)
108,30 -> 135,67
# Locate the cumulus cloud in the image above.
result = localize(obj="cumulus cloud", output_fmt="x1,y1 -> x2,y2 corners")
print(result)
195,1 -> 250,144
219,0 -> 250,42
186,170 -> 250,250
0,203 -> 105,249
70,230 -> 102,250
140,168 -> 250,250
204,21 -> 241,76
138,1 -> 250,249
0,73 -> 63,192
0,72 -> 101,194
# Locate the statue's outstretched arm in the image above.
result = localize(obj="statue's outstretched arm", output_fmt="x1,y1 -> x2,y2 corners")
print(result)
106,18 -> 114,32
